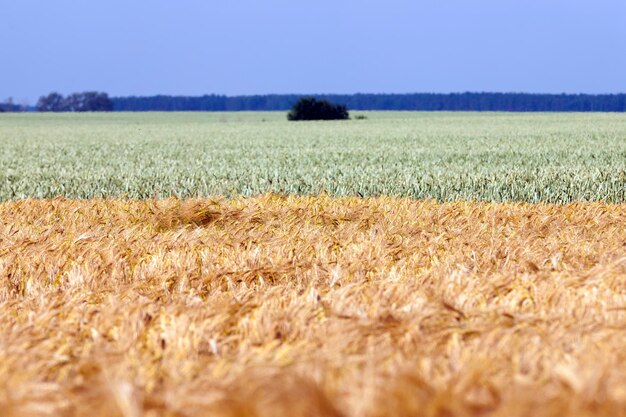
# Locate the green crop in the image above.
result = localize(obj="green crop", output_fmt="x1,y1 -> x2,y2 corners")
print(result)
0,112 -> 624,202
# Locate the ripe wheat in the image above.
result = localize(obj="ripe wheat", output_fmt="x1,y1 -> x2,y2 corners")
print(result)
1,195 -> 625,416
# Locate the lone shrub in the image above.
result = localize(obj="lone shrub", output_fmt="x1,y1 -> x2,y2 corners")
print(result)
287,97 -> 349,121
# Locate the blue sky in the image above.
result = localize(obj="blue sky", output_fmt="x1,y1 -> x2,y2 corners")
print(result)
3,0 -> 626,103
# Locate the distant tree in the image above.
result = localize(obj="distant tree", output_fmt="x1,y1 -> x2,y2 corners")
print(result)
36,91 -> 113,112
64,92 -> 113,112
37,92 -> 65,112
287,97 -> 349,121
62,93 -> 82,111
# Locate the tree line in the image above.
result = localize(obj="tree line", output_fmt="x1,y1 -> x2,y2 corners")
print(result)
0,97 -> 28,112
2,92 -> 626,113
111,93 -> 626,112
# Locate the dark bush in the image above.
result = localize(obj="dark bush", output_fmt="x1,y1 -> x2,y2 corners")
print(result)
287,97 -> 349,121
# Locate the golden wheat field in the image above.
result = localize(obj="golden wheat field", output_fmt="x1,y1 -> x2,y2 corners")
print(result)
1,195 -> 625,417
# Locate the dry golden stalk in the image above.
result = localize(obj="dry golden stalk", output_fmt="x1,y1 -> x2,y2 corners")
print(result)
0,195 -> 625,417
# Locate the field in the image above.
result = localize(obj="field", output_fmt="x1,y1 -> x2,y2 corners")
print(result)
1,113 -> 625,417
1,112 -> 625,202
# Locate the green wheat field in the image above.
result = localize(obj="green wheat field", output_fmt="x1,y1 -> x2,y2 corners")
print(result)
1,112 -> 625,202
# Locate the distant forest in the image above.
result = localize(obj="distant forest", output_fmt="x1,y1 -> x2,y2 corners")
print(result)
2,93 -> 626,113
112,93 -> 626,112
